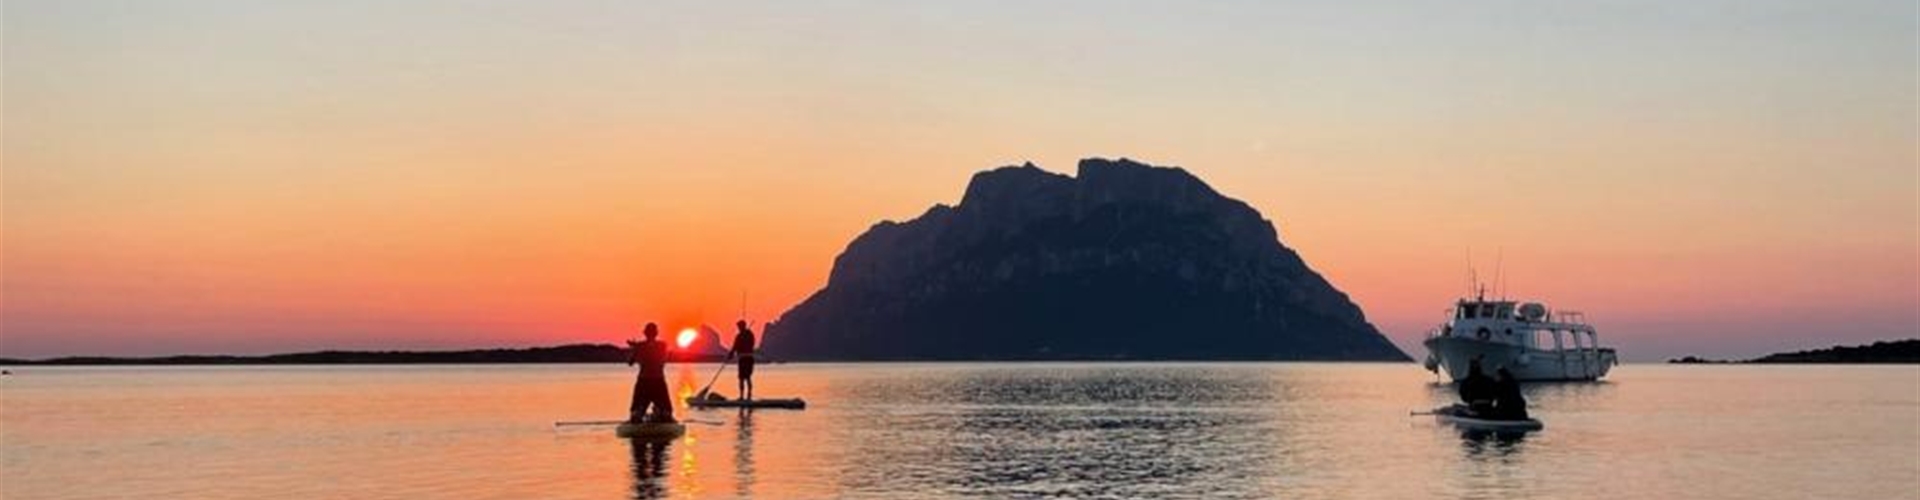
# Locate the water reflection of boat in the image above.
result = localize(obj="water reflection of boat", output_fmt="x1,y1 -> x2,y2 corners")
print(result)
734,410 -> 756,498
629,440 -> 672,499
1422,290 -> 1617,382
1458,427 -> 1529,453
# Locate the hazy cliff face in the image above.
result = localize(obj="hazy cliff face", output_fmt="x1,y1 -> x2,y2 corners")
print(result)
768,158 -> 1409,361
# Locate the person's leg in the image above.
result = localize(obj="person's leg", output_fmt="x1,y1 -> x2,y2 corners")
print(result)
1469,399 -> 1493,416
641,376 -> 656,419
649,380 -> 676,422
740,357 -> 755,400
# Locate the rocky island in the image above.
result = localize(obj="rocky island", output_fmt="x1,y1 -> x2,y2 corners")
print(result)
766,158 -> 1409,361
1672,339 -> 1920,364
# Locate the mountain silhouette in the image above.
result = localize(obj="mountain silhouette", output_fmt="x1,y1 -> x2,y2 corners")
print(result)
766,158 -> 1409,361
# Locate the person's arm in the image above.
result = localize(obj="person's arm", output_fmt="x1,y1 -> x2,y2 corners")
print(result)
626,340 -> 639,366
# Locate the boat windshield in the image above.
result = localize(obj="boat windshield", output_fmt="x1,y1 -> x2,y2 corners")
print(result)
1457,302 -> 1518,319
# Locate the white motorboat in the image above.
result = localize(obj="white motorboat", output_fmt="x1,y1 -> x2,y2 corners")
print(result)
1422,291 -> 1616,382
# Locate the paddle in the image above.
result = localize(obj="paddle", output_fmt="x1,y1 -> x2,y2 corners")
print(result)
694,320 -> 758,400
694,355 -> 734,400
554,419 -> 724,427
1412,404 -> 1471,417
555,420 -> 629,427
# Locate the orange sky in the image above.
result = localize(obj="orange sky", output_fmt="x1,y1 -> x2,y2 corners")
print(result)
4,1 -> 1916,360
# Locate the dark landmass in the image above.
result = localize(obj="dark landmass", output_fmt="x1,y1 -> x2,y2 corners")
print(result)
1745,339 -> 1920,364
1666,356 -> 1732,364
0,343 -> 729,366
767,158 -> 1409,361
1668,339 -> 1920,364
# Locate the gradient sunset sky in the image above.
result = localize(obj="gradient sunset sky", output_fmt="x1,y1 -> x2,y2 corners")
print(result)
4,0 -> 1916,360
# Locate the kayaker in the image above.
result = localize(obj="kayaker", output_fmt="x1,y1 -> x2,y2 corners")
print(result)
1492,367 -> 1529,420
730,320 -> 758,401
1457,358 -> 1497,415
627,323 -> 676,423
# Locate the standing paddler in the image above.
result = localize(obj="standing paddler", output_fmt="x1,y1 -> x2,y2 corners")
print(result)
731,320 -> 758,401
627,323 -> 676,423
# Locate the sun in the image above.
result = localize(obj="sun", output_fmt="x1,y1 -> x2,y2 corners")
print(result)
675,328 -> 698,349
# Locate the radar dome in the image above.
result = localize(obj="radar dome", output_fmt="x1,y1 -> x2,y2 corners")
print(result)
1519,303 -> 1548,320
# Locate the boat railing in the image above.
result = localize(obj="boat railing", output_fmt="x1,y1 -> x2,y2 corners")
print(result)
1551,311 -> 1588,325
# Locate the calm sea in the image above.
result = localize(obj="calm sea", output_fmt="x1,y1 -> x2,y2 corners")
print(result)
2,363 -> 1915,499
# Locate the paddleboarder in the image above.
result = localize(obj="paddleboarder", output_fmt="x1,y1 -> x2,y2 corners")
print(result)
1457,358 -> 1497,416
1492,367 -> 1529,420
627,323 -> 676,423
731,320 -> 757,401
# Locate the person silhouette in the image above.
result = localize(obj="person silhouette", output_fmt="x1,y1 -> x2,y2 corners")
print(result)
627,323 -> 676,423
731,320 -> 758,401
1492,367 -> 1529,420
1457,358 -> 1497,416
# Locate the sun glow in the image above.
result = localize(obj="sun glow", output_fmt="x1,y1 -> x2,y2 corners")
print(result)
676,328 -> 698,349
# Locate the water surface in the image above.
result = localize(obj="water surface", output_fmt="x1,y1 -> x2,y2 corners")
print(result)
3,363 -> 1915,499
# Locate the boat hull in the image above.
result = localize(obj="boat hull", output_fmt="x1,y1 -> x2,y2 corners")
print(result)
1434,409 -> 1544,432
615,421 -> 687,440
1424,336 -> 1614,382
685,397 -> 807,409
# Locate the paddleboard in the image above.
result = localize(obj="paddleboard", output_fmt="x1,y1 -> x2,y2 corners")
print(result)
615,421 -> 688,440
1431,406 -> 1543,432
686,397 -> 807,409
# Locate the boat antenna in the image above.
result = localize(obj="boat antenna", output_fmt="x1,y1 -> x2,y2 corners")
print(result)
1493,247 -> 1505,301
1466,247 -> 1476,299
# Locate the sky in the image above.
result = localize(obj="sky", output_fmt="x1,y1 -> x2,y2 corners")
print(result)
3,0 -> 1916,361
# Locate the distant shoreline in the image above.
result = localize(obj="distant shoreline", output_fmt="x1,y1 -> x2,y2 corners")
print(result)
0,343 -> 1424,366
0,343 -> 720,366
9,339 -> 1917,366
1669,339 -> 1919,365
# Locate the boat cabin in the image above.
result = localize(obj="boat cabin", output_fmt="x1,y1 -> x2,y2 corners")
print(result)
1441,299 -> 1601,355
